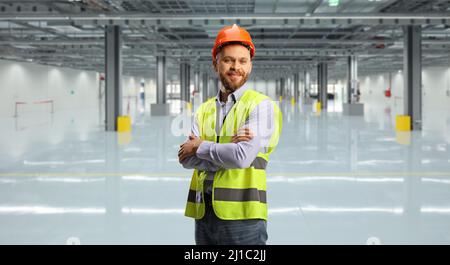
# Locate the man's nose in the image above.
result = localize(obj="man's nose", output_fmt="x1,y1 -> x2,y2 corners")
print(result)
229,61 -> 240,70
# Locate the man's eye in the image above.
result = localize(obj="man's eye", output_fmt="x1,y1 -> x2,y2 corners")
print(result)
240,60 -> 247,64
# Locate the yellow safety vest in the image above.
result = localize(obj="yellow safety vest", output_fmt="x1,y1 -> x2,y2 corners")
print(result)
185,89 -> 282,220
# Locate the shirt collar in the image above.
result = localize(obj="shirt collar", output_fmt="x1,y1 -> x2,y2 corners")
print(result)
215,82 -> 249,104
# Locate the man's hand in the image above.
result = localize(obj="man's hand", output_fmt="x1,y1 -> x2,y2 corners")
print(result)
178,134 -> 203,163
231,127 -> 254,143
178,128 -> 254,163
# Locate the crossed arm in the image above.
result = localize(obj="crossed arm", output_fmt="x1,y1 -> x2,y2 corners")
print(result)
178,99 -> 274,171
178,127 -> 255,171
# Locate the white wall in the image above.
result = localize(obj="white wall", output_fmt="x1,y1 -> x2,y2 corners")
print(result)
0,59 -> 156,118
359,71 -> 404,110
359,66 -> 450,113
358,66 -> 450,132
422,67 -> 450,111
0,59 -> 99,117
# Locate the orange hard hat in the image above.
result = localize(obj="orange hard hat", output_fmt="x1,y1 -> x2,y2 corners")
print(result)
212,24 -> 255,61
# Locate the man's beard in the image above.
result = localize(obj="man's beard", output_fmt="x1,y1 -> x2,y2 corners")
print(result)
219,70 -> 249,93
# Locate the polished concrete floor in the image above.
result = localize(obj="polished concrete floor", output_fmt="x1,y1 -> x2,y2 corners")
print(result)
1,97 -> 450,245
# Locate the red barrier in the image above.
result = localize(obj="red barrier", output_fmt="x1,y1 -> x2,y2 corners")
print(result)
14,99 -> 54,117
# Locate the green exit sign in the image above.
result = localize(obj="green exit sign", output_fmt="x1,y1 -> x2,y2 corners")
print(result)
329,0 -> 340,7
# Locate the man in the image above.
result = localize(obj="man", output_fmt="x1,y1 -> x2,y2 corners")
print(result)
178,24 -> 282,245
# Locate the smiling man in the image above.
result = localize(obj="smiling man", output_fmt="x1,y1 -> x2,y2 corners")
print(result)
178,24 -> 282,245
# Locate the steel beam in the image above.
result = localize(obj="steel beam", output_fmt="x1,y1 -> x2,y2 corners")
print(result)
1,13 -> 449,25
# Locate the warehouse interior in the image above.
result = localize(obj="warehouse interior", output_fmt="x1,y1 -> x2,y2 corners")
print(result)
0,0 -> 450,244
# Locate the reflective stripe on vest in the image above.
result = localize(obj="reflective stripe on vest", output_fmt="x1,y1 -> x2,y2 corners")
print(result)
250,156 -> 268,170
187,188 -> 266,203
214,188 -> 267,203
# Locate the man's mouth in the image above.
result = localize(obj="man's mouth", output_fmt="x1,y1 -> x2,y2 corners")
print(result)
227,72 -> 241,80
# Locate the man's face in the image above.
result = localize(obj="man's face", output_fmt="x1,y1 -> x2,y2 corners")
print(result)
214,44 -> 252,93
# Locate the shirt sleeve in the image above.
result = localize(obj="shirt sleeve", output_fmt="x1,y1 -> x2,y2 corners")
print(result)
196,99 -> 275,169
179,111 -> 221,172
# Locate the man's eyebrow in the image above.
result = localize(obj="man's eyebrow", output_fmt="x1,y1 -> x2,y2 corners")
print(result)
222,56 -> 249,60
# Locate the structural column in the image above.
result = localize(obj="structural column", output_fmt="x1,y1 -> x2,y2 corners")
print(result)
294,73 -> 300,103
275,79 -> 278,97
202,72 -> 209,102
151,55 -> 170,115
280,78 -> 285,99
193,69 -> 199,105
180,62 -> 191,103
318,62 -> 328,109
156,55 -> 166,104
343,55 -> 364,115
347,55 -> 358,103
403,25 -> 422,130
304,71 -> 311,96
303,71 -> 313,104
105,25 -> 122,131
194,70 -> 199,94
286,77 -> 291,100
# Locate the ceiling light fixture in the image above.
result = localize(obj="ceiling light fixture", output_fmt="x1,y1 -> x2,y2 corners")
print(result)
329,0 -> 340,7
